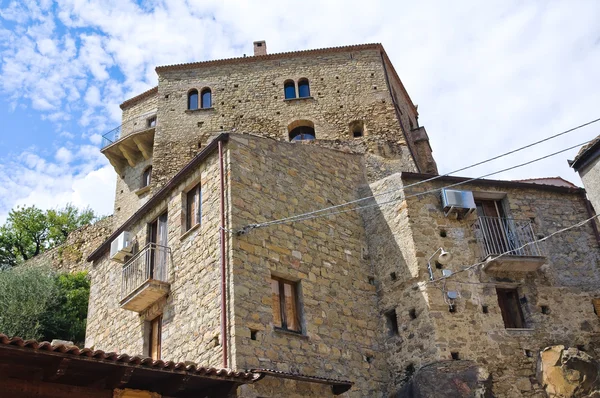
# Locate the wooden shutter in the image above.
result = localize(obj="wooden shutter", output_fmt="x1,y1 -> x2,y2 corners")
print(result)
150,316 -> 162,360
271,279 -> 282,328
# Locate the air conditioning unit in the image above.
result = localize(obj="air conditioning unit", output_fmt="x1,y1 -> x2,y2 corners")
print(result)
110,231 -> 133,263
441,189 -> 476,219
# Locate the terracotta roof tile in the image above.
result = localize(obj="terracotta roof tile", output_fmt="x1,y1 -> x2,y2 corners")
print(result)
0,333 -> 260,382
155,43 -> 382,73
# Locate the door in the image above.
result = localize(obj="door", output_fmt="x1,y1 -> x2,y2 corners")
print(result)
148,213 -> 168,280
496,288 -> 525,328
475,200 -> 510,255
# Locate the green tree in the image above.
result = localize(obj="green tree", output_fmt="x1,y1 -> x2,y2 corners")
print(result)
0,204 -> 96,269
0,266 -> 58,340
0,267 -> 90,345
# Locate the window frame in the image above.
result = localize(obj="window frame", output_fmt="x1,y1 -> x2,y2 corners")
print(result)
200,88 -> 212,109
284,80 -> 296,99
271,276 -> 302,334
148,315 -> 162,360
496,287 -> 526,329
298,78 -> 310,98
188,89 -> 199,110
185,183 -> 202,231
142,166 -> 152,188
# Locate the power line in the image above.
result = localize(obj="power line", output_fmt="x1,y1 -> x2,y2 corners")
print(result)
235,117 -> 600,233
237,137 -> 593,233
424,213 -> 600,286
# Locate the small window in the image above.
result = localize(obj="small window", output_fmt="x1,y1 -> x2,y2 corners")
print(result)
349,120 -> 365,138
148,315 -> 162,360
188,89 -> 198,110
284,80 -> 296,99
298,79 -> 310,98
271,276 -> 301,333
142,166 -> 152,188
147,116 -> 157,128
186,184 -> 201,231
496,288 -> 525,328
385,309 -> 399,336
201,88 -> 212,109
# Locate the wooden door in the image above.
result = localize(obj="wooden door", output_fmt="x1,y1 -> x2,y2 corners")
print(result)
149,315 -> 162,360
496,288 -> 525,328
148,213 -> 168,280
476,200 -> 510,255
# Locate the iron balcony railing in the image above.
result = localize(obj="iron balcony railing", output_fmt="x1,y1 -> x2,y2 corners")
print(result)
101,111 -> 157,149
472,216 -> 544,259
121,243 -> 170,301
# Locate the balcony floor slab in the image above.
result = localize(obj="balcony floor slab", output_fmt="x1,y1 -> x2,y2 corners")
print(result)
120,279 -> 170,312
483,255 -> 546,272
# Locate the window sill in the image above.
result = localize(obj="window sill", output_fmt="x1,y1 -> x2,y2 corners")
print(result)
180,223 -> 200,241
135,186 -> 151,196
185,108 -> 214,113
284,96 -> 314,102
505,328 -> 535,333
274,327 -> 308,339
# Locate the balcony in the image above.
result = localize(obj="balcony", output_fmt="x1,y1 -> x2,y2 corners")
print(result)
472,217 -> 546,272
120,243 -> 170,312
101,111 -> 157,174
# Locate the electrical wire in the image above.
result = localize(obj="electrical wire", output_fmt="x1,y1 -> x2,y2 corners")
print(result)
237,137 -> 594,233
234,117 -> 600,233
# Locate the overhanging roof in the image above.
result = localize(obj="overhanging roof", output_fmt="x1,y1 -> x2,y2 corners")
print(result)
0,334 -> 260,398
570,135 -> 600,171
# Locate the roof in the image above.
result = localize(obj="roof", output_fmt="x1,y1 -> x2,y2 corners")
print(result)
252,368 -> 353,395
0,334 -> 260,397
570,134 -> 600,171
120,86 -> 158,110
401,172 -> 585,194
87,133 -> 229,262
514,177 -> 579,188
155,43 -> 381,72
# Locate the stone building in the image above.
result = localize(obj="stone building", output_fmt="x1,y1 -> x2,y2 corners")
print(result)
570,135 -> 600,214
84,42 -> 600,397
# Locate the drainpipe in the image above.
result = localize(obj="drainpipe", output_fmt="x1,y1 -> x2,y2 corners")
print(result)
219,140 -> 228,368
581,190 -> 600,247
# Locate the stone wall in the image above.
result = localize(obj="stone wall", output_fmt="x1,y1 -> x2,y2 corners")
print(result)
86,151 -> 224,368
25,215 -> 114,274
227,135 -> 388,397
366,173 -> 600,396
580,155 -> 600,216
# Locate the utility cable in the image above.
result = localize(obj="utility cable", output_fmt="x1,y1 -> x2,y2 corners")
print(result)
236,137 -> 594,233
236,117 -> 600,233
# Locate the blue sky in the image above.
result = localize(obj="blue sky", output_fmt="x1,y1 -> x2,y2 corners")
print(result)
1,0 -> 600,222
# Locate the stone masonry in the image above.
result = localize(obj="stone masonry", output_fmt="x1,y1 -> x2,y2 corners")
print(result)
81,42 -> 600,397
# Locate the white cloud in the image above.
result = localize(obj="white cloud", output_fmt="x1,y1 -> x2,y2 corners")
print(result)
1,0 -> 599,222
55,147 -> 73,163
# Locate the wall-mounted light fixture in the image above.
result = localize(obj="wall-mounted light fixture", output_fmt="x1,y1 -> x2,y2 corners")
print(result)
427,247 -> 453,281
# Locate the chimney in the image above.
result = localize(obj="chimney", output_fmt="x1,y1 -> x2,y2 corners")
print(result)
253,40 -> 267,56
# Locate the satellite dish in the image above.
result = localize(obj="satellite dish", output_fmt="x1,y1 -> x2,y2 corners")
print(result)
447,291 -> 459,300
437,249 -> 453,265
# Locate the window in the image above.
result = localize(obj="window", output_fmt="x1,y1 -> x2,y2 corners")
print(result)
201,88 -> 212,108
188,89 -> 199,110
496,288 -> 525,328
148,315 -> 162,360
142,166 -> 152,188
298,79 -> 310,98
385,309 -> 399,336
147,116 -> 157,128
289,126 -> 315,141
186,184 -> 201,230
349,120 -> 365,138
284,80 -> 296,99
271,276 -> 301,333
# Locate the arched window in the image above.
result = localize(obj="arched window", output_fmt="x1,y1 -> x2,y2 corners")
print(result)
298,79 -> 310,98
201,88 -> 212,109
188,89 -> 198,110
142,166 -> 152,188
284,80 -> 296,99
288,120 -> 316,141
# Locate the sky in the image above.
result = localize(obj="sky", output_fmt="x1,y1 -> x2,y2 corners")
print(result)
0,0 -> 599,223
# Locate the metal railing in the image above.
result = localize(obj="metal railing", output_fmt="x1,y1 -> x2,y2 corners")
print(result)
472,216 -> 544,259
121,243 -> 170,301
101,111 -> 157,149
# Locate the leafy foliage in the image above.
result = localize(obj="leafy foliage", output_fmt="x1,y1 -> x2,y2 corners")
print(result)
0,204 -> 96,269
0,267 -> 90,345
